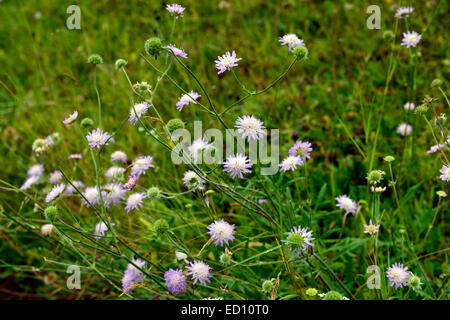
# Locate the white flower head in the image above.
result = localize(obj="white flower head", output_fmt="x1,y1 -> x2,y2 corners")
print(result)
396,123 -> 413,136
279,34 -> 305,51
235,115 -> 266,141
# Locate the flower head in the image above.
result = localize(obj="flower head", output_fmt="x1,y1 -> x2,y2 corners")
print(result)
105,166 -> 125,181
386,262 -> 410,289
288,140 -> 312,160
129,102 -> 150,125
86,128 -> 111,148
83,186 -> 106,207
182,170 -> 205,191
427,144 -> 446,155
223,153 -> 252,179
364,220 -> 380,235
64,180 -> 84,194
94,221 -> 113,240
125,192 -> 146,213
286,226 -> 315,255
123,175 -> 138,191
404,102 -> 415,111
63,111 -> 78,124
215,51 -> 242,74
395,7 -> 414,18
187,138 -> 213,162
21,176 -> 40,190
396,123 -> 413,136
235,115 -> 266,141
131,156 -> 154,177
41,224 -> 54,237
164,269 -> 187,294
335,195 -> 358,215
122,258 -> 146,294
45,184 -> 65,203
68,154 -> 82,160
166,3 -> 185,18
401,31 -> 421,48
207,219 -> 236,246
279,155 -> 303,172
176,91 -> 201,111
105,183 -> 126,208
165,45 -> 188,58
279,34 -> 305,51
439,164 -> 450,181
49,170 -> 63,184
27,164 -> 44,178
186,260 -> 213,286
111,150 -> 128,163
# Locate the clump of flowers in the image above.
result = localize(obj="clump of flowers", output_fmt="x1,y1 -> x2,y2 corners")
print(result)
285,226 -> 314,255
207,219 -> 236,246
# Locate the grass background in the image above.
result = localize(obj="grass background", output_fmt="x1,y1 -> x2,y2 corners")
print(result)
0,0 -> 448,299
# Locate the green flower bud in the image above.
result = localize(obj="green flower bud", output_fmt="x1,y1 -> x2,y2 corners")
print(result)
305,288 -> 318,297
430,78 -> 443,88
292,45 -> 308,60
81,117 -> 94,128
87,54 -> 103,65
383,155 -> 395,163
44,206 -> 59,222
323,291 -> 343,300
115,58 -> 128,69
144,37 -> 163,58
147,186 -> 162,200
219,252 -> 232,266
383,30 -> 394,41
414,104 -> 429,115
407,273 -> 422,292
166,118 -> 185,133
153,219 -> 169,235
436,190 -> 447,198
261,279 -> 275,294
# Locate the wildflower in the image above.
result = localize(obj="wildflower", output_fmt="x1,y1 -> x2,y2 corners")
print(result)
166,118 -> 184,133
175,251 -> 188,261
154,219 -> 169,235
223,153 -> 252,178
364,220 -> 380,235
404,102 -> 415,111
21,176 -> 40,190
414,104 -> 429,115
286,226 -> 315,255
395,6 -> 414,18
188,138 -> 213,162
32,138 -> 49,154
144,37 -> 163,58
289,140 -> 312,160
279,155 -> 303,172
176,91 -> 201,111
366,170 -> 385,185
235,115 -> 266,141
105,166 -> 125,181
44,206 -> 59,221
427,144 -> 446,155
125,192 -> 146,213
165,45 -> 188,58
104,183 -> 126,208
94,221 -> 113,240
219,252 -> 232,266
207,219 -> 236,246
407,273 -> 423,292
401,31 -> 421,48
292,45 -> 308,59
68,154 -> 82,160
305,288 -> 318,297
335,195 -> 358,215
133,81 -> 152,94
384,155 -> 395,162
123,175 -> 138,191
439,164 -> 450,181
129,102 -> 150,125
64,180 -> 84,194
80,117 -> 94,128
436,190 -> 447,198
27,164 -> 44,178
279,34 -> 305,51
63,111 -> 78,124
41,224 -> 54,237
186,260 -> 213,286
83,186 -> 105,207
261,279 -> 275,294
45,184 -> 65,203
386,262 -> 411,289
182,170 -> 205,190
215,51 -> 242,74
371,186 -> 386,193
49,170 -> 63,184
122,258 -> 146,294
87,54 -> 103,65
115,58 -> 127,69
131,156 -> 154,177
166,3 -> 185,18
164,269 -> 186,294
86,128 -> 111,148
111,150 -> 127,163
396,123 -> 412,136
258,199 -> 268,204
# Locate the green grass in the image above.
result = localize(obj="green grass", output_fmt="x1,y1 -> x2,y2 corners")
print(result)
0,0 -> 448,300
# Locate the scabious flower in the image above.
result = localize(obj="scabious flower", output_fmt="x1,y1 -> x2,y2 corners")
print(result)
21,176 -> 40,190
401,31 -> 421,48
223,153 -> 252,179
83,186 -> 106,207
164,269 -> 187,295
439,164 -> 450,181
41,224 -> 54,237
49,170 -> 63,183
165,45 -> 188,58
131,156 -> 154,177
122,258 -> 146,294
94,221 -> 113,240
371,186 -> 386,193
86,128 -> 111,148
125,193 -> 146,213
68,154 -> 82,160
105,183 -> 126,208
63,111 -> 78,124
207,219 -> 236,246
176,91 -> 201,111
166,3 -> 185,18
129,102 -> 150,125
111,150 -> 128,163
286,226 -> 315,255
105,166 -> 126,180
335,195 -> 358,215
279,34 -> 305,51
45,184 -> 65,202
395,6 -> 414,18
186,260 -> 213,286
27,164 -> 44,178
279,155 -> 303,172
288,140 -> 312,160
235,115 -> 266,141
215,51 -> 242,75
182,170 -> 205,191
427,144 -> 446,155
396,123 -> 413,137
404,102 -> 415,111
123,175 -> 138,191
64,180 -> 84,194
258,199 -> 268,204
187,138 -> 213,162
364,220 -> 380,235
386,262 -> 411,289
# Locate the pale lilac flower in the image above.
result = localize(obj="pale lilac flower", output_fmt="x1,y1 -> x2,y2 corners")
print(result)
86,128 -> 111,148
41,224 -> 54,237
49,170 -> 63,184
164,269 -> 187,294
63,111 -> 78,124
105,183 -> 126,208
386,263 -> 411,289
335,195 -> 358,215
215,51 -> 242,75
396,123 -> 412,136
286,226 -> 315,255
371,186 -> 386,193
223,153 -> 252,179
129,102 -> 150,125
166,3 -> 185,18
401,31 -> 421,48
186,260 -> 213,286
45,135 -> 55,147
288,140 -> 312,160
395,7 -> 414,19
122,258 -> 146,294
94,221 -> 114,240
235,115 -> 266,141
403,102 -> 415,111
182,170 -> 205,191
21,176 -> 40,190
45,184 -> 65,202
364,220 -> 380,235
258,199 -> 267,204
188,138 -> 213,162
125,192 -> 146,213
439,164 -> 450,181
279,34 -> 305,51
111,150 -> 128,163
207,219 -> 236,246
131,156 -> 154,177
83,186 -> 106,207
68,154 -> 82,160
176,91 -> 201,111
427,144 -> 446,155
165,45 -> 188,58
105,166 -> 126,180
123,175 -> 138,191
27,164 -> 44,178
279,155 -> 303,172
65,180 -> 85,194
